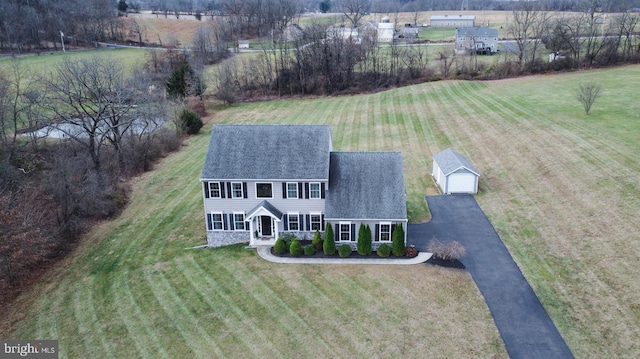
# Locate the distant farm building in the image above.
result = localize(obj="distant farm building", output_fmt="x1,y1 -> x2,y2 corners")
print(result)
432,148 -> 480,194
455,27 -> 498,55
238,40 -> 250,49
430,15 -> 475,27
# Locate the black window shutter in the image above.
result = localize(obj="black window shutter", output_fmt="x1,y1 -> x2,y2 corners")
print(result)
220,182 -> 226,198
321,215 -> 325,230
298,182 -> 303,199
282,183 -> 287,198
207,213 -> 212,231
321,183 -> 325,198
229,214 -> 235,230
306,215 -> 310,231
305,183 -> 309,199
391,224 -> 396,239
223,214 -> 228,230
242,182 -> 247,198
299,215 -> 304,231
226,182 -> 232,198
351,223 -> 356,241
203,182 -> 209,198
375,224 -> 379,241
335,224 -> 339,240
283,214 -> 288,230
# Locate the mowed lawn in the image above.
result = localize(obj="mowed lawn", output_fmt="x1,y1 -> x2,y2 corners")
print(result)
4,65 -> 640,358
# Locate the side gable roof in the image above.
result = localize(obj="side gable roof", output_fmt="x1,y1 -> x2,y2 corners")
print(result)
325,152 -> 407,220
456,26 -> 498,37
433,148 -> 480,176
201,125 -> 332,180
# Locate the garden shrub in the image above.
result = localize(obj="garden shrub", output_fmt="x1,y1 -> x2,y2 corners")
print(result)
290,238 -> 303,257
357,223 -> 372,256
405,245 -> 418,258
304,244 -> 315,256
274,237 -> 286,255
338,244 -> 352,258
323,222 -> 336,255
392,223 -> 405,257
427,237 -> 466,260
377,244 -> 391,257
312,230 -> 323,251
179,109 -> 203,135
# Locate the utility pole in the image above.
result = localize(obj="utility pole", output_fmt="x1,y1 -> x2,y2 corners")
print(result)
461,0 -> 469,11
60,31 -> 65,52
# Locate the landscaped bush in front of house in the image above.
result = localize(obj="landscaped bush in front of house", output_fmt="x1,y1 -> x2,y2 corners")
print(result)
357,224 -> 372,256
405,245 -> 418,258
312,230 -> 323,251
323,222 -> 336,255
304,244 -> 315,256
377,244 -> 391,257
274,237 -> 287,255
427,237 -> 466,260
338,244 -> 352,258
290,238 -> 303,257
392,223 -> 405,257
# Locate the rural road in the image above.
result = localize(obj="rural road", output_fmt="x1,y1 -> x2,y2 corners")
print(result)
408,195 -> 574,359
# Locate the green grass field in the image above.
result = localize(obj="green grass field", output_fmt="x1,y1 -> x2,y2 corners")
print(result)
0,48 -> 147,72
3,65 -> 640,358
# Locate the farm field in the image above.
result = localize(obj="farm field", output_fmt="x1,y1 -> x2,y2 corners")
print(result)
3,65 -> 640,358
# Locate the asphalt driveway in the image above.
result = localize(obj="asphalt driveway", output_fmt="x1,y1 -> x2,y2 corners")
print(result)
408,195 -> 574,359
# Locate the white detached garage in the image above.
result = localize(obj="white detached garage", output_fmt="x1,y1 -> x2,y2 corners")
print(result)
432,148 -> 480,194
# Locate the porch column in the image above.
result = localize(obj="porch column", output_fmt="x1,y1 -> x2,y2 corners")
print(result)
249,219 -> 255,245
273,218 -> 279,240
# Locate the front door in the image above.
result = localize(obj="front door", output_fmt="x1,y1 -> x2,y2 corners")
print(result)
260,216 -> 272,236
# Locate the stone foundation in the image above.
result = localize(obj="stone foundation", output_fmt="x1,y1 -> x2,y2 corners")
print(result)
207,231 -> 250,248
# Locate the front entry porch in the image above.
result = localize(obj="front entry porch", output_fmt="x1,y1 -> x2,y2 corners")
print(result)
246,200 -> 283,247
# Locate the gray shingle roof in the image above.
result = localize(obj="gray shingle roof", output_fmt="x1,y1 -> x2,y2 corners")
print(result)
247,200 -> 283,220
325,152 -> 407,220
201,125 -> 332,180
433,148 -> 480,176
456,26 -> 498,37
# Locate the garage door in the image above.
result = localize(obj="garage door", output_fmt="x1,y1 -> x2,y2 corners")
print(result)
447,173 -> 476,193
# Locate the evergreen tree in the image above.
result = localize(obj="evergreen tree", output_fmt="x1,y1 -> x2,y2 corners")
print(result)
392,223 -> 405,257
357,223 -> 372,256
323,222 -> 336,255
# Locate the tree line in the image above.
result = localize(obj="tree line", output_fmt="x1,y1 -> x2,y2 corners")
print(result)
0,49 -> 208,306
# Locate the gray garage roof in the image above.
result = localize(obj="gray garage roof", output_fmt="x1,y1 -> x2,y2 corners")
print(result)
202,125 -> 332,180
325,152 -> 407,220
433,148 -> 480,176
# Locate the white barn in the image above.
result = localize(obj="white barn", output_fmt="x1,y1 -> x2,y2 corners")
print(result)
432,148 -> 480,194
430,15 -> 476,28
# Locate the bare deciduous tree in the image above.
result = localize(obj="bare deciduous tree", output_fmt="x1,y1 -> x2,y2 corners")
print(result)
336,0 -> 371,28
508,3 -> 549,71
576,82 -> 602,115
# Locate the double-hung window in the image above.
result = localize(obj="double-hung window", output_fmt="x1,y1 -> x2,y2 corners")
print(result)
379,222 -> 391,242
287,182 -> 298,199
309,182 -> 321,199
310,213 -> 322,231
211,212 -> 223,230
208,182 -> 221,198
288,213 -> 299,231
256,183 -> 272,198
231,182 -> 243,198
233,212 -> 245,231
340,222 -> 351,242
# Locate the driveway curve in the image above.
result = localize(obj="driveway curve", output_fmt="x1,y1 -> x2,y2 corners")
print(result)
408,195 -> 574,359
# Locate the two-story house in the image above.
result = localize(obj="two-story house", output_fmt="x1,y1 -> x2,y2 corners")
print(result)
201,125 -> 407,249
455,26 -> 498,55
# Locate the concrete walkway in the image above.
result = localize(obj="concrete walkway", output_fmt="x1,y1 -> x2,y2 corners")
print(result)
408,195 -> 574,359
256,246 -> 431,265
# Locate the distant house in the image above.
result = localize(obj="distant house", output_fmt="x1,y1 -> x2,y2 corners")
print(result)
282,24 -> 303,42
201,125 -> 408,248
430,15 -> 475,28
327,27 -> 361,44
455,27 -> 498,55
432,148 -> 480,194
400,24 -> 419,40
238,40 -> 250,49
